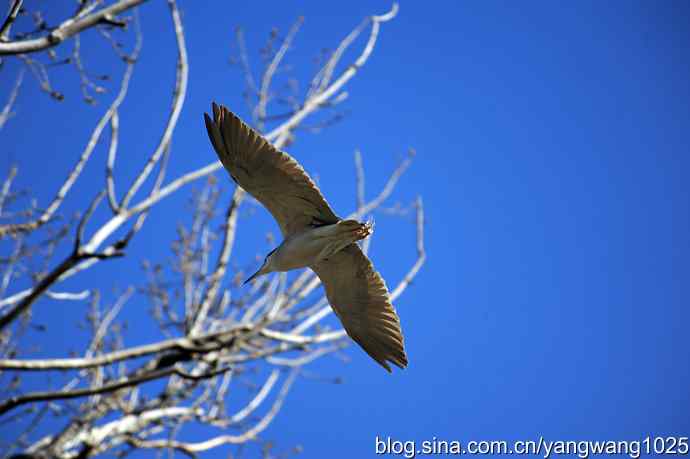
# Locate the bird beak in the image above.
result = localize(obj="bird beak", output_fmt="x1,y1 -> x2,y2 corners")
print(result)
243,270 -> 260,285
244,250 -> 275,285
243,266 -> 265,285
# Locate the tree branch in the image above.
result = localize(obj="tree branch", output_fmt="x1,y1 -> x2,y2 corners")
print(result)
254,16 -> 303,131
0,41 -> 140,239
0,0 -> 23,41
0,68 -> 23,130
0,364 -> 230,416
267,3 -> 399,145
0,325 -> 249,371
0,0 -> 148,55
125,369 -> 297,454
189,188 -> 244,335
119,0 -> 188,208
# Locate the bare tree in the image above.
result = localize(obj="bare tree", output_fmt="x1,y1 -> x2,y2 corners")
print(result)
0,1 -> 424,457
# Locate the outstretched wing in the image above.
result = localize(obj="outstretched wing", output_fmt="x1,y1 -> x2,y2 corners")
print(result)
204,103 -> 340,236
310,244 -> 407,372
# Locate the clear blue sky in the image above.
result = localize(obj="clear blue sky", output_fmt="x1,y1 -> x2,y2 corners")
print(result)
1,1 -> 689,457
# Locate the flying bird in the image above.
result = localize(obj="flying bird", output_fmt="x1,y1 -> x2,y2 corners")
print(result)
204,103 -> 407,371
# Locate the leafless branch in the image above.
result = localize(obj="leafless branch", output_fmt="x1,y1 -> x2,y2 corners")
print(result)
0,166 -> 18,215
119,0 -> 187,208
0,364 -> 230,416
267,3 -> 399,145
354,149 -> 366,211
0,325 -> 248,371
0,0 -> 148,55
0,39 -> 141,239
105,111 -> 120,212
189,188 -> 244,335
0,0 -> 23,41
390,196 -> 426,300
254,17 -> 303,131
234,26 -> 258,111
355,148 -> 414,218
125,369 -> 297,454
0,69 -> 24,130
0,245 -> 123,332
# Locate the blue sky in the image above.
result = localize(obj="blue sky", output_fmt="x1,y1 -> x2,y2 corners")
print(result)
1,1 -> 689,457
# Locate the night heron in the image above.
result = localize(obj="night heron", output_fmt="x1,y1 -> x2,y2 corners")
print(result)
204,103 -> 407,372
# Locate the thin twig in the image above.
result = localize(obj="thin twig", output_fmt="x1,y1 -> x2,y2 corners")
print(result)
354,149 -> 365,210
0,166 -> 18,215
390,196 -> 426,300
0,68 -> 24,130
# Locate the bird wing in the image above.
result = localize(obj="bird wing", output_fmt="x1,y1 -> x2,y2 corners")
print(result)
310,244 -> 407,372
204,103 -> 340,237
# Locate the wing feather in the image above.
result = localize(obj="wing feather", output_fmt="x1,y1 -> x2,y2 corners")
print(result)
204,103 -> 339,236
310,244 -> 408,372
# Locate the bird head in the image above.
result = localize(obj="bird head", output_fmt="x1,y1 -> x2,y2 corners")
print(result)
244,248 -> 277,285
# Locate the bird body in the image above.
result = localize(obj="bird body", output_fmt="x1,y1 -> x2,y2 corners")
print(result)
204,103 -> 407,372
279,220 -> 372,270
246,219 -> 373,282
